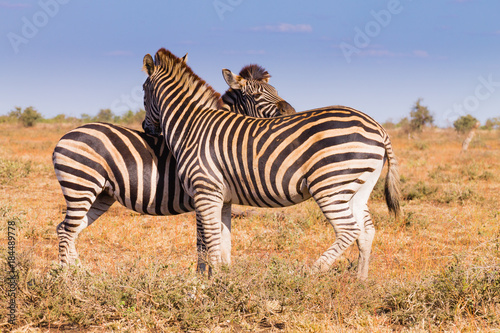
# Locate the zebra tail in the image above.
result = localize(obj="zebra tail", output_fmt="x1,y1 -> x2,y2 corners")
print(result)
383,135 -> 401,217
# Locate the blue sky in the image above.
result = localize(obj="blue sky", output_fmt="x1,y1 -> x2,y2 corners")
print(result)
1,0 -> 500,126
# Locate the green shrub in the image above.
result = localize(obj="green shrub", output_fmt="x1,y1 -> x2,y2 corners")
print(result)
482,117 -> 500,130
479,171 -> 495,181
402,210 -> 429,228
428,164 -> 452,182
438,184 -> 477,204
93,108 -> 114,122
0,158 -> 31,184
8,106 -> 43,127
414,141 -> 428,150
403,181 -> 438,201
454,114 -> 479,134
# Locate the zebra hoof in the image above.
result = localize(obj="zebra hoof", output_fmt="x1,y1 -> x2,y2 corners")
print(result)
59,257 -> 81,268
311,260 -> 331,274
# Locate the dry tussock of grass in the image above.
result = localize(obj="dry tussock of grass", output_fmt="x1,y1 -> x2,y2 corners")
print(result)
1,124 -> 500,332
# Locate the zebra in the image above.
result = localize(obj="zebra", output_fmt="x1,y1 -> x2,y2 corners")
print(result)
141,48 -> 401,279
54,61 -> 295,266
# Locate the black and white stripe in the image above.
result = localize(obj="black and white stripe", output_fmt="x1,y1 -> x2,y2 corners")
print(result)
54,62 -> 295,266
142,48 -> 401,279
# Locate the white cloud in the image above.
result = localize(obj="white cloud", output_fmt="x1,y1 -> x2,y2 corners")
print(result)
349,45 -> 431,59
250,23 -> 312,33
361,49 -> 401,57
413,50 -> 429,58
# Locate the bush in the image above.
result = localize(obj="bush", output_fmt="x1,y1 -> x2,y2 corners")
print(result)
94,108 -> 114,122
483,117 -> 500,130
454,114 -> 479,134
118,109 -> 146,124
438,185 -> 476,204
8,106 -> 43,127
20,106 -> 43,127
0,158 -> 32,184
79,109 -> 145,124
402,181 -> 438,201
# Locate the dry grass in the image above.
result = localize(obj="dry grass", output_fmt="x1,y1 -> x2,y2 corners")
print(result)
1,123 -> 500,332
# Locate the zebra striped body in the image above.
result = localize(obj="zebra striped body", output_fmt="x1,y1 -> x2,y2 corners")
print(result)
142,49 -> 401,279
54,63 -> 295,266
54,123 -> 192,215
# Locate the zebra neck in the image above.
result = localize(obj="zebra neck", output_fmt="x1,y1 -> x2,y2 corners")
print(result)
221,89 -> 253,116
150,48 -> 223,159
159,86 -> 218,159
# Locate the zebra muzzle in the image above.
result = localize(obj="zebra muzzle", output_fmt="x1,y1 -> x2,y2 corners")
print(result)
277,100 -> 296,115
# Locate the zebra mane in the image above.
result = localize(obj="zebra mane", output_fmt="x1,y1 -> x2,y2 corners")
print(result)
153,48 -> 223,109
238,64 -> 271,81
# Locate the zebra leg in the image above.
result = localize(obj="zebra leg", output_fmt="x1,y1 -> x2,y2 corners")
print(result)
355,207 -> 375,280
352,162 -> 384,279
220,203 -> 232,266
195,196 -> 224,274
195,202 -> 228,272
311,195 -> 361,274
57,192 -> 115,266
196,214 -> 208,273
351,192 -> 374,280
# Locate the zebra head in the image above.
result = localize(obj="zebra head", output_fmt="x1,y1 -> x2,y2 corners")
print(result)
142,52 -> 190,136
222,65 -> 295,118
142,54 -> 161,136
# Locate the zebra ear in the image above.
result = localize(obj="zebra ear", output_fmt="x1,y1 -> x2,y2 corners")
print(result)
222,69 -> 246,90
143,54 -> 155,76
181,53 -> 188,63
260,74 -> 270,83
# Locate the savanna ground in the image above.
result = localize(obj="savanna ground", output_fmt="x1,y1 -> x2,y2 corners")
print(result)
0,122 -> 499,332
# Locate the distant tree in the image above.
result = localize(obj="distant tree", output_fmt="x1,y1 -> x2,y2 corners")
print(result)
483,117 -> 500,130
397,117 -> 409,127
115,109 -> 146,124
409,98 -> 433,132
20,106 -> 42,127
453,114 -> 479,134
382,119 -> 396,130
94,108 -> 114,122
81,113 -> 92,123
9,106 -> 43,127
52,114 -> 66,122
8,106 -> 22,119
134,109 -> 146,123
120,110 -> 135,124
